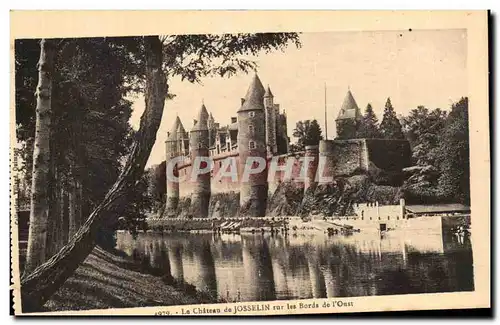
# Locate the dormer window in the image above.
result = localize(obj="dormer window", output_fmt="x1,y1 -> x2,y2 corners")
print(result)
248,111 -> 256,118
249,141 -> 256,149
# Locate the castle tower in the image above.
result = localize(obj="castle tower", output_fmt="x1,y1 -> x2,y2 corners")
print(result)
318,140 -> 335,184
189,103 -> 211,218
304,145 -> 319,193
176,119 -> 188,156
264,85 -> 277,155
335,89 -> 362,139
207,111 -> 216,148
237,73 -> 268,217
165,116 -> 183,214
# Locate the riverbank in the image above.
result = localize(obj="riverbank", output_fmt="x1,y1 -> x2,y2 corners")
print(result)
44,247 -> 217,312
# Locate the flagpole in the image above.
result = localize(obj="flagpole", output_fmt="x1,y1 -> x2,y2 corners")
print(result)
324,82 -> 328,140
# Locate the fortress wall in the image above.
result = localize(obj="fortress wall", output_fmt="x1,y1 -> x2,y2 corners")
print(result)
175,139 -> 411,199
365,139 -> 412,172
267,153 -> 306,194
178,165 -> 196,198
330,140 -> 366,176
211,154 -> 242,194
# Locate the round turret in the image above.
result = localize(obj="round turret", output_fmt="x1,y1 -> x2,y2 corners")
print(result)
237,74 -> 268,217
264,85 -> 277,155
165,116 -> 183,215
189,103 -> 211,218
304,145 -> 319,192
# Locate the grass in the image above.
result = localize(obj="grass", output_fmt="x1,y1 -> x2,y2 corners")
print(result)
44,247 -> 216,312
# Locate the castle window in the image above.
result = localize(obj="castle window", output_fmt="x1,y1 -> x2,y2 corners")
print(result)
248,124 -> 255,135
248,111 -> 256,118
197,143 -> 203,149
249,141 -> 256,149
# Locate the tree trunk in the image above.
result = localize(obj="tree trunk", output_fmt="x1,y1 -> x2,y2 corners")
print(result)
67,169 -> 78,238
45,166 -> 60,258
20,36 -> 167,312
24,39 -> 56,275
60,186 -> 69,246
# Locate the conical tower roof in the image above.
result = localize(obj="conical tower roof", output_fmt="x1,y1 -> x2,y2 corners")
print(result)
167,116 -> 182,141
264,85 -> 274,98
336,89 -> 361,120
200,103 -> 209,122
191,103 -> 209,131
177,120 -> 187,138
238,73 -> 266,112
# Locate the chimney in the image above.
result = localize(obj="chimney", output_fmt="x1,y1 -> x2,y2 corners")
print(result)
241,98 -> 246,106
231,117 -> 237,124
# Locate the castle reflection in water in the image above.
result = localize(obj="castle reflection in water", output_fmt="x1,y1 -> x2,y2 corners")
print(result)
115,231 -> 474,303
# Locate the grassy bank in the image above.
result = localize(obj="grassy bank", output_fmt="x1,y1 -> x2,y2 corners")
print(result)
44,247 -> 217,312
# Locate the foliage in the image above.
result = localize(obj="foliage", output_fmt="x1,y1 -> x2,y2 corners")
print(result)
436,97 -> 470,204
401,106 -> 447,166
292,119 -> 323,150
160,33 -> 301,83
379,97 -> 405,140
288,143 -> 302,153
15,33 -> 301,233
357,103 -> 381,138
145,161 -> 167,212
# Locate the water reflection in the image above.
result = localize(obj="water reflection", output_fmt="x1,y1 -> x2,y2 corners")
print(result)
115,231 -> 474,302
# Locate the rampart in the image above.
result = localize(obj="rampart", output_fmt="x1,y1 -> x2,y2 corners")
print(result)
169,138 -> 411,216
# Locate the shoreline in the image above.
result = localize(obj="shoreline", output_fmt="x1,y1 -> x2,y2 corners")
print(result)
44,246 -> 219,312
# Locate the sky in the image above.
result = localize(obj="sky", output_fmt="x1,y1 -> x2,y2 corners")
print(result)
129,29 -> 467,167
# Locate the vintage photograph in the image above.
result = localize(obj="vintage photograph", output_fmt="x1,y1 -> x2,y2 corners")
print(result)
10,11 -> 489,315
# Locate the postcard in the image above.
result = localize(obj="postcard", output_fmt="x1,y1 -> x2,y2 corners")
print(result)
10,10 -> 490,316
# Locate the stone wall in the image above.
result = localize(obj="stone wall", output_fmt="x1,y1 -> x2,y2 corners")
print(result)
171,138 -> 411,218
330,140 -> 367,176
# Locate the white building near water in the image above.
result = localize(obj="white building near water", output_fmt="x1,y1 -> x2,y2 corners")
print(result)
344,200 -> 470,233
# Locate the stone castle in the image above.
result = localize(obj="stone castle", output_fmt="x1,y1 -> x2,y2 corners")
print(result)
165,74 -> 411,218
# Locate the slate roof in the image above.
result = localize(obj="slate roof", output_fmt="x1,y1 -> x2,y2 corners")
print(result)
238,73 -> 265,112
264,85 -> 274,98
336,89 -> 362,121
191,103 -> 209,131
167,116 -> 184,141
405,204 -> 471,214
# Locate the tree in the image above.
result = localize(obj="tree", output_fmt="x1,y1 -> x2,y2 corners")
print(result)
292,119 -> 323,150
145,161 -> 166,212
401,106 -> 447,166
357,103 -> 381,138
379,97 -> 405,139
20,33 -> 301,312
16,38 -> 139,259
24,39 -> 56,274
436,97 -> 470,204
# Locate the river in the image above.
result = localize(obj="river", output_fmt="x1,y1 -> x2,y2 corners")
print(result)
115,230 -> 474,303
